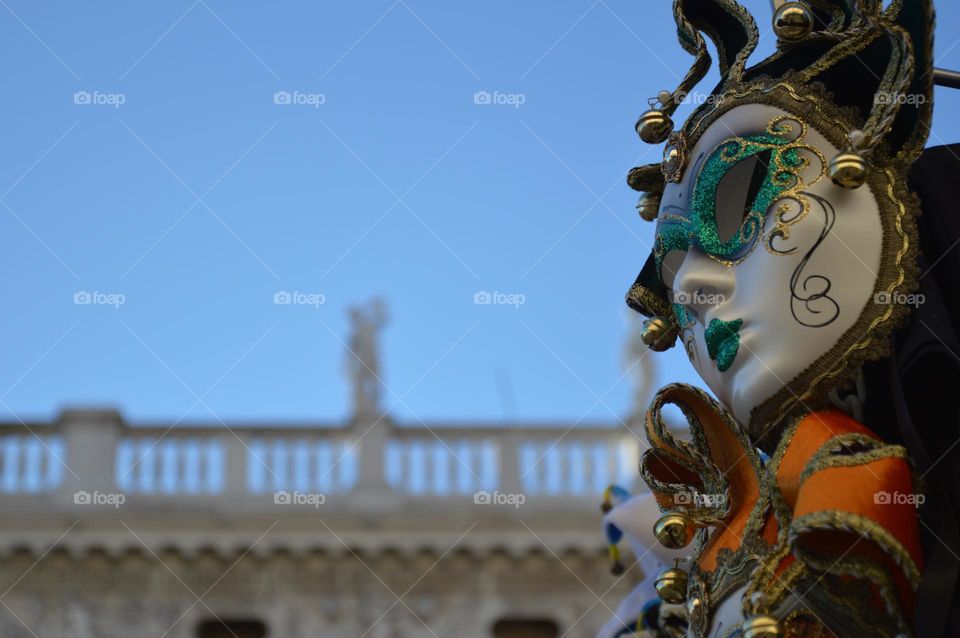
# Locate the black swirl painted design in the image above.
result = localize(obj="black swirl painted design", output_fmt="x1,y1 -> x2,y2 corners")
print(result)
789,192 -> 840,328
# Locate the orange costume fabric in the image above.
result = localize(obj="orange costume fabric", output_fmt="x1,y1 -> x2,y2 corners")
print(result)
640,384 -> 923,635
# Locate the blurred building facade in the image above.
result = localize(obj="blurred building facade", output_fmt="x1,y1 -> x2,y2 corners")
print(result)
0,408 -> 643,638
0,305 -> 652,637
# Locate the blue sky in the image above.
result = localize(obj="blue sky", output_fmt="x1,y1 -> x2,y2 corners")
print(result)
1,0 -> 958,425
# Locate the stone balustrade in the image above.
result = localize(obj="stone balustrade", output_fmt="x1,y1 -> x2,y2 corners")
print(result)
0,408 -> 643,517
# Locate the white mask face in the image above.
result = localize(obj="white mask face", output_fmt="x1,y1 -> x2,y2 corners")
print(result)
654,104 -> 883,431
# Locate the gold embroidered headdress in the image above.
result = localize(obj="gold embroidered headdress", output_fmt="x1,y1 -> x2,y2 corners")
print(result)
626,0 -> 936,445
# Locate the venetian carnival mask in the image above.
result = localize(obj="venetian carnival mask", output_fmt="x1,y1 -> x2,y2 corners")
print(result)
618,1 -> 937,636
627,0 -> 934,450
655,104 -> 886,442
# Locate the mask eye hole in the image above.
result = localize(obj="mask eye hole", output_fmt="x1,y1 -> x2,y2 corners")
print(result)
660,250 -> 686,291
715,149 -> 771,244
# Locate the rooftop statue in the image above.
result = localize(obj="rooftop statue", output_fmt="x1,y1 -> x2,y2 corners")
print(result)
346,297 -> 389,419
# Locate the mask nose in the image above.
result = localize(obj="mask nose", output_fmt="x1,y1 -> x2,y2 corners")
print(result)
670,249 -> 735,324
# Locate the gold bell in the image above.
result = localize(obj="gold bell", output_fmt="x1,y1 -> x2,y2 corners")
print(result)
828,151 -> 867,189
654,563 -> 688,604
636,109 -> 673,144
653,510 -> 695,549
635,192 -> 661,222
741,614 -> 781,638
773,2 -> 814,43
641,316 -> 678,352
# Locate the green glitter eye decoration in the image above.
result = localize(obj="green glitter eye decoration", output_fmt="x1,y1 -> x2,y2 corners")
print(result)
654,116 -> 826,280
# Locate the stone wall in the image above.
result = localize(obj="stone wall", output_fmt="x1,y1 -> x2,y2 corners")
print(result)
0,547 -> 639,638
